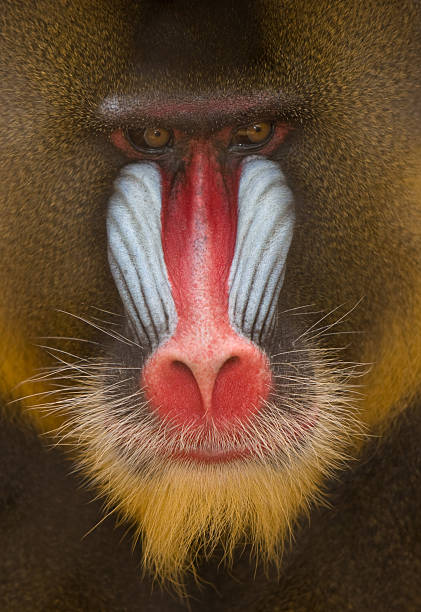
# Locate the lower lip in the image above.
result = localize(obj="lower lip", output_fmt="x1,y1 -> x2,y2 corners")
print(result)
171,448 -> 251,464
164,415 -> 317,465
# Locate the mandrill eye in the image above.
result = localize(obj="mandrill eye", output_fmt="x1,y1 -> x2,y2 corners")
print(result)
125,126 -> 173,153
230,121 -> 273,149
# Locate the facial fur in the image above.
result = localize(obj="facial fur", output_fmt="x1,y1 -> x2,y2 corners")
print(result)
1,0 -> 421,591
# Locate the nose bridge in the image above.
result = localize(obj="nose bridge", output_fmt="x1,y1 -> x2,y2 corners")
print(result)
161,140 -> 238,326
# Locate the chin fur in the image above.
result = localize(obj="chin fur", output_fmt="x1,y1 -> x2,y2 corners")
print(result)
33,344 -> 364,590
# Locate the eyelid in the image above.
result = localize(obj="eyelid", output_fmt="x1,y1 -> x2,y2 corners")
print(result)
111,128 -> 173,159
230,122 -> 274,150
125,127 -> 173,153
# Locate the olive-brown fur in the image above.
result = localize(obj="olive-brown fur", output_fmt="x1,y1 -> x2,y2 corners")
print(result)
0,0 -> 421,609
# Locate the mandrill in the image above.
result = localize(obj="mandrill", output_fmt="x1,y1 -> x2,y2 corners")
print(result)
0,0 -> 421,610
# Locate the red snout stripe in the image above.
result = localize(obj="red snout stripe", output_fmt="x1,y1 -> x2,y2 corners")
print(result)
142,144 -> 272,429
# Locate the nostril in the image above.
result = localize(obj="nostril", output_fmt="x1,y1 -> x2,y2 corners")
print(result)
219,356 -> 240,370
171,360 -> 194,374
164,359 -> 203,413
212,353 -> 266,420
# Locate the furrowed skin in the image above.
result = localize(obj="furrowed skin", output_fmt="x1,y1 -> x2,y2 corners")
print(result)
107,162 -> 177,350
229,157 -> 295,342
108,158 -> 295,350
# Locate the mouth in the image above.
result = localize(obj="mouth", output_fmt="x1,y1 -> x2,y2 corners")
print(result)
153,407 -> 319,466
171,447 -> 251,464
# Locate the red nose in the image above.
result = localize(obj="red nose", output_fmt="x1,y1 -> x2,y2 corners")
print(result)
142,325 -> 272,427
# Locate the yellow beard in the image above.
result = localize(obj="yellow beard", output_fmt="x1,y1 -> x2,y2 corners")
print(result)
76,409 -> 353,590
115,460 -> 322,587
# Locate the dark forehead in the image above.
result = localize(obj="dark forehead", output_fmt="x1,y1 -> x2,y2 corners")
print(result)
96,0 -> 419,130
99,0 -> 297,129
132,0 -> 263,77
37,0 -> 413,133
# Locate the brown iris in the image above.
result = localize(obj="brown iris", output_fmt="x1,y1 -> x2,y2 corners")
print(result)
231,121 -> 273,148
126,126 -> 172,152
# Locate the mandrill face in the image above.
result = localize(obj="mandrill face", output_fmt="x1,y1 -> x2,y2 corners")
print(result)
85,127 -> 356,582
1,0 -> 421,587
